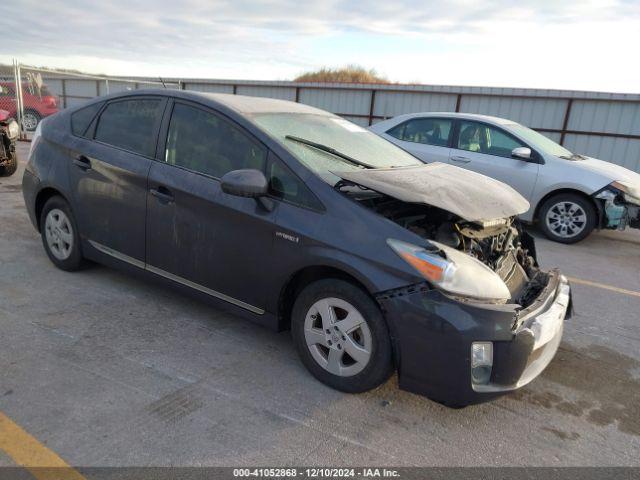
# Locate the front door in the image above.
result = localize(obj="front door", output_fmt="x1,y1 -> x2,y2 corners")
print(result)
449,120 -> 540,201
145,100 -> 275,313
67,97 -> 166,263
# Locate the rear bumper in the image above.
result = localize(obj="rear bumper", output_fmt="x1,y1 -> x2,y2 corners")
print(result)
378,270 -> 570,406
22,169 -> 40,230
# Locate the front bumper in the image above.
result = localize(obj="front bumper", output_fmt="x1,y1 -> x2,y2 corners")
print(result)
377,270 -> 570,406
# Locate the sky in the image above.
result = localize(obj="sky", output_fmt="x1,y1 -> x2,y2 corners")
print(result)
1,0 -> 639,92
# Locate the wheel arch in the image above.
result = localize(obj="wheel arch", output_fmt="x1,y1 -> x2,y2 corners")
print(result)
277,265 -> 374,332
533,188 -> 602,226
34,187 -> 69,231
278,264 -> 401,368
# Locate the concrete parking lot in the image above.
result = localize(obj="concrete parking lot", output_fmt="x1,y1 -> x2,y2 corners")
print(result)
1,142 -> 639,468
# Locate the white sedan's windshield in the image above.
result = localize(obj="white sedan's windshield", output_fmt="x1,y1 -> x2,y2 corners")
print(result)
251,112 -> 422,183
508,124 -> 575,158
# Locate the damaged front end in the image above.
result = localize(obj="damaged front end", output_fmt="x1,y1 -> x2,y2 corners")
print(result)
335,163 -> 571,405
595,181 -> 640,230
336,163 -> 547,309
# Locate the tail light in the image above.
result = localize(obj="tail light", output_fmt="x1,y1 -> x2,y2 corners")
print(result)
29,122 -> 42,160
42,96 -> 57,108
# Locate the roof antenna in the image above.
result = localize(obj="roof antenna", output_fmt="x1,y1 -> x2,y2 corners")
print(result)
159,77 -> 167,89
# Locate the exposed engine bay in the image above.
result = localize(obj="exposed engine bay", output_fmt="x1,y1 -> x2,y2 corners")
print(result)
352,191 -> 548,308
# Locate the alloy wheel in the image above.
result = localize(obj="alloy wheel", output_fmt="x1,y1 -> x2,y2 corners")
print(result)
22,112 -> 39,131
544,201 -> 587,239
45,208 -> 74,260
303,297 -> 372,377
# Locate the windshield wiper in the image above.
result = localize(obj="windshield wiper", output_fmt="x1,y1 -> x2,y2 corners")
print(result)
285,135 -> 375,169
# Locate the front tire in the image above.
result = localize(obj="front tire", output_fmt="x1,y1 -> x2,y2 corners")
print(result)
22,110 -> 41,132
0,151 -> 18,177
40,196 -> 86,271
291,279 -> 393,393
538,193 -> 596,244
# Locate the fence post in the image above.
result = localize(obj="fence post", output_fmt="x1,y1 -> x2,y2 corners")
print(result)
368,89 -> 376,126
560,99 -> 573,146
455,94 -> 462,112
14,60 -> 26,140
61,78 -> 67,108
295,87 -> 300,103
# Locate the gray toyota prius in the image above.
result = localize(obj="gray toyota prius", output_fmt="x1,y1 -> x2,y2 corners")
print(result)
22,90 -> 571,406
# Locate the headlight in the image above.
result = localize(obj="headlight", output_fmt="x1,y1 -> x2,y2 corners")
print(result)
7,119 -> 19,139
387,239 -> 511,302
611,181 -> 640,206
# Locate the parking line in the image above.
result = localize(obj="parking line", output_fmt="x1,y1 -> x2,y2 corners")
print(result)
567,276 -> 640,298
0,411 -> 85,480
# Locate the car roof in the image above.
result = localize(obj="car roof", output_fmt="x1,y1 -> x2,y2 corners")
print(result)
95,88 -> 332,117
388,112 -> 517,126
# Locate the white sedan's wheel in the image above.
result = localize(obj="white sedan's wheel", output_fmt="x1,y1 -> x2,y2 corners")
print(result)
544,201 -> 587,240
539,193 -> 596,244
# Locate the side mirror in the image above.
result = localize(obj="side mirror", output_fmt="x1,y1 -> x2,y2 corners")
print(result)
511,147 -> 532,160
221,169 -> 268,198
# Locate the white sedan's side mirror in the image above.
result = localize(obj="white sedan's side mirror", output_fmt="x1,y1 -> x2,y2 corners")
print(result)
512,147 -> 532,160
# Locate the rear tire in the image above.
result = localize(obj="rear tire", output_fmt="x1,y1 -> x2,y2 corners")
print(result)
538,193 -> 596,244
291,279 -> 393,393
40,196 -> 86,271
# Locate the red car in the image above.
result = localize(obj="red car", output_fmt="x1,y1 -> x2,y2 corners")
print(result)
0,82 -> 59,131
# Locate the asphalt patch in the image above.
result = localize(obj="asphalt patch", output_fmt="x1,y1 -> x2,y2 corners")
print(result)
513,342 -> 640,436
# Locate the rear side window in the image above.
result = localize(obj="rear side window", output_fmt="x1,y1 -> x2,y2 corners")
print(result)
388,118 -> 452,147
95,99 -> 163,157
71,102 -> 103,137
165,103 -> 267,178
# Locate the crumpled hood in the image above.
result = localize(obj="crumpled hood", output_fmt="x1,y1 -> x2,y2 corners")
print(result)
335,163 -> 530,222
571,156 -> 640,194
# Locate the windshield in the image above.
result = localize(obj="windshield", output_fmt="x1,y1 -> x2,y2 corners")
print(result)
508,123 -> 576,159
251,112 -> 421,183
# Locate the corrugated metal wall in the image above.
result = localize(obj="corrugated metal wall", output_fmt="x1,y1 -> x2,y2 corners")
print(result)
42,76 -> 640,173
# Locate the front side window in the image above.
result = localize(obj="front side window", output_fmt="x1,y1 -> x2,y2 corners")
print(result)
268,158 -> 321,210
387,118 -> 452,147
457,121 -> 526,158
165,103 -> 266,178
94,98 -> 162,157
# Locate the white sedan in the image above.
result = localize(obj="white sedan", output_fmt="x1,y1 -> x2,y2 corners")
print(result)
371,112 -> 640,243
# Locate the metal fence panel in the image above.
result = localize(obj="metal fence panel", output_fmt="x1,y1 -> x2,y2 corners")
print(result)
568,100 -> 640,136
459,96 -> 568,129
563,134 -> 640,171
9,66 -> 640,173
299,88 -> 371,116
373,91 -> 457,118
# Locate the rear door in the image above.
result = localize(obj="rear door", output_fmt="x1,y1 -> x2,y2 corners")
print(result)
67,96 -> 166,263
449,120 -> 540,201
382,117 -> 453,163
145,100 -> 275,312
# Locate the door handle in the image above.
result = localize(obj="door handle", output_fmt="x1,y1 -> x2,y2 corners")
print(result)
451,155 -> 471,164
150,186 -> 174,204
73,154 -> 92,170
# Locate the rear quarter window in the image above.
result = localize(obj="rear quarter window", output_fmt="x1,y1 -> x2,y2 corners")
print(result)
71,102 -> 104,137
94,98 -> 163,157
